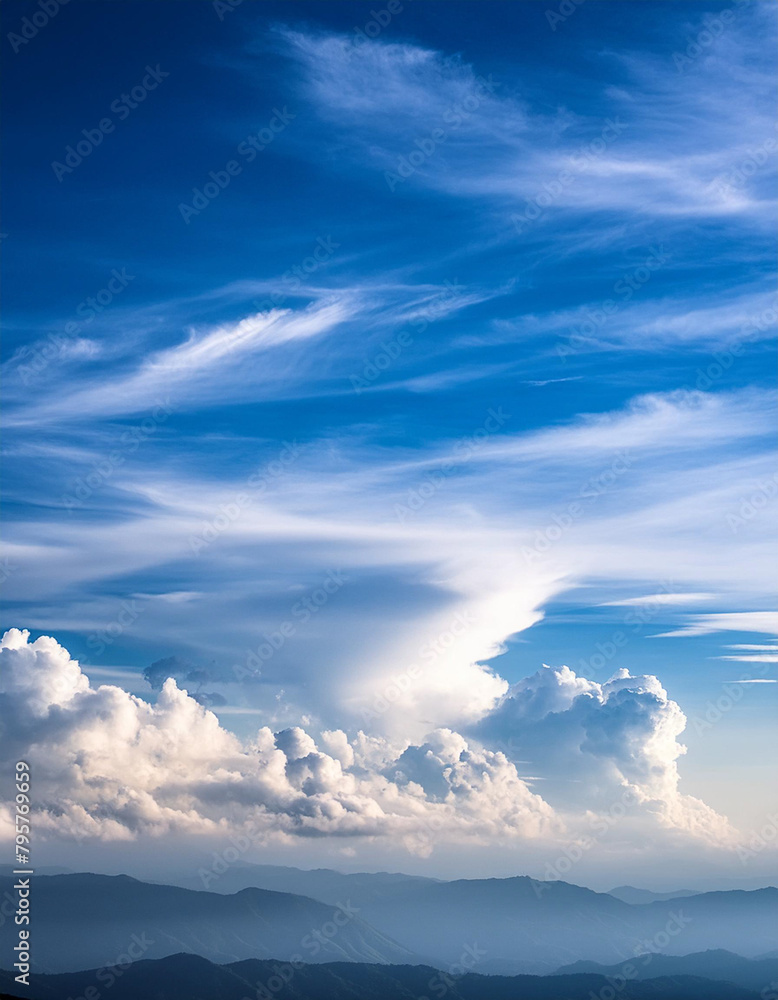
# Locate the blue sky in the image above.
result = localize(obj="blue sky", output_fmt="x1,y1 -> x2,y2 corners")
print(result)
1,0 -> 777,883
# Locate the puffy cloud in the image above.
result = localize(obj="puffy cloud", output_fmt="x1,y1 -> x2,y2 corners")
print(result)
1,627 -> 89,714
0,629 -> 556,850
473,664 -> 734,842
274,726 -> 318,761
144,655 -> 197,690
320,729 -> 355,768
143,655 -> 227,707
387,729 -> 470,800
0,630 -> 735,855
491,663 -> 598,721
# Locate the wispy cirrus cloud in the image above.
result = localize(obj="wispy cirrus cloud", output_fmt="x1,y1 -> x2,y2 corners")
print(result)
7,297 -> 354,425
654,612 -> 778,638
276,8 -> 777,226
3,385 -> 775,741
486,285 -> 778,353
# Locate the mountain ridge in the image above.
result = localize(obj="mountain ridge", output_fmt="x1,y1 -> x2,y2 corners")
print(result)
4,871 -> 776,977
0,873 -> 416,974
0,952 -> 766,1000
556,947 -> 778,991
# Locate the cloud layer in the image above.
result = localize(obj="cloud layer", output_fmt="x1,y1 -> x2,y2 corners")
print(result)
0,628 -> 737,859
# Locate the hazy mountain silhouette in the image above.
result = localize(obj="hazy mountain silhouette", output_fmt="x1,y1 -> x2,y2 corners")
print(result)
169,862 -> 777,899
0,874 -> 415,973
173,861 -> 441,903
608,885 -> 700,904
557,949 -> 778,991
302,875 -> 778,974
0,953 -> 765,1000
0,866 -> 73,878
3,871 -> 776,978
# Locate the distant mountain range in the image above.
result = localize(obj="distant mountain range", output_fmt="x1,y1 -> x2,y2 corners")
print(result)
167,861 -> 442,902
557,949 -> 778,991
1,870 -> 776,978
157,862 -> 778,899
172,864 -> 778,973
160,862 -> 778,973
0,873 -> 415,973
608,885 -> 701,904
341,875 -> 778,973
0,952 -> 766,1000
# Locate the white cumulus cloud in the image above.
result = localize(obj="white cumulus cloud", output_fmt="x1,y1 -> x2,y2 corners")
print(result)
0,629 -> 736,857
472,664 -> 734,842
0,629 -> 556,850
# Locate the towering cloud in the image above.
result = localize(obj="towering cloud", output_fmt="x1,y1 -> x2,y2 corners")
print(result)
0,628 -> 737,860
473,664 -> 733,840
0,629 -> 556,848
